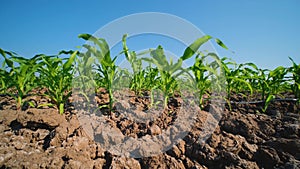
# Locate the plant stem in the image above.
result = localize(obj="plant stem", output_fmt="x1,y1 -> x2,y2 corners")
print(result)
59,103 -> 64,114
17,95 -> 22,110
164,95 -> 169,109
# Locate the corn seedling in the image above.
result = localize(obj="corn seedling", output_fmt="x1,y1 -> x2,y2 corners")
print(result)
0,49 -> 41,110
122,34 -> 146,95
142,46 -> 183,108
189,55 -> 211,108
79,34 -> 117,114
288,57 -> 300,103
38,51 -> 77,114
221,58 -> 253,101
0,68 -> 10,94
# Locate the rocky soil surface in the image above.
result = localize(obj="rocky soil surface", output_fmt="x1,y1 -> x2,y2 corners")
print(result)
0,92 -> 299,169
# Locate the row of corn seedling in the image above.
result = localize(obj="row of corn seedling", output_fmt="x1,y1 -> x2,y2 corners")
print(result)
0,34 -> 299,114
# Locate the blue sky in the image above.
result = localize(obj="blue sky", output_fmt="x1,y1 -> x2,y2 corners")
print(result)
0,0 -> 299,69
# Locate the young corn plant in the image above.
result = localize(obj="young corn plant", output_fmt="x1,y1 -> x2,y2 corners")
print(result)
189,55 -> 211,108
239,62 -> 277,113
255,68 -> 270,101
75,48 -> 97,94
142,66 -> 160,92
288,57 -> 300,103
249,68 -> 273,112
72,44 -> 100,108
79,34 -> 117,114
38,51 -> 77,114
122,35 -> 160,96
268,66 -> 288,96
253,66 -> 288,112
142,35 -> 226,109
0,49 -> 11,94
179,35 -> 228,108
232,63 -> 255,95
0,48 -> 41,110
190,53 -> 228,108
239,62 -> 259,93
222,58 -> 253,99
143,46 -> 183,109
219,58 -> 253,110
0,66 -> 10,94
122,34 -> 145,95
263,66 -> 288,112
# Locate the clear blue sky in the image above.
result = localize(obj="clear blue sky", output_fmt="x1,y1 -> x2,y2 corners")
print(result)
0,0 -> 299,69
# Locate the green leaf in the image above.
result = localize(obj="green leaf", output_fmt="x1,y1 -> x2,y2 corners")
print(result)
142,57 -> 154,64
263,95 -> 275,112
37,103 -> 55,108
63,51 -> 77,70
85,56 -> 95,67
243,62 -> 258,70
78,33 -> 92,40
215,38 -> 228,50
289,57 -> 298,68
27,101 -> 36,108
0,49 -> 14,68
79,34 -> 111,61
5,57 -> 13,68
181,35 -> 212,60
98,38 -> 111,60
231,77 -> 253,94
168,59 -> 183,75
151,45 -> 168,67
122,34 -> 131,61
59,50 -> 75,55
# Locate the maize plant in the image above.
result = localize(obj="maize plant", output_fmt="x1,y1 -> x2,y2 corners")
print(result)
79,34 -> 118,114
38,51 -> 77,114
288,57 -> 300,103
0,48 -> 41,110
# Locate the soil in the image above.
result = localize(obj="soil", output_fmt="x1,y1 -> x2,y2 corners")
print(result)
0,89 -> 299,169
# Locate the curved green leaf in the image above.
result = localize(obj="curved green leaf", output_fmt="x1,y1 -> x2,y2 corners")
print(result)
63,51 -> 77,70
215,38 -> 228,50
181,35 -> 212,60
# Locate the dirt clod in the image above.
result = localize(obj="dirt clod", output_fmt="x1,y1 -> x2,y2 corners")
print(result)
0,93 -> 299,168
